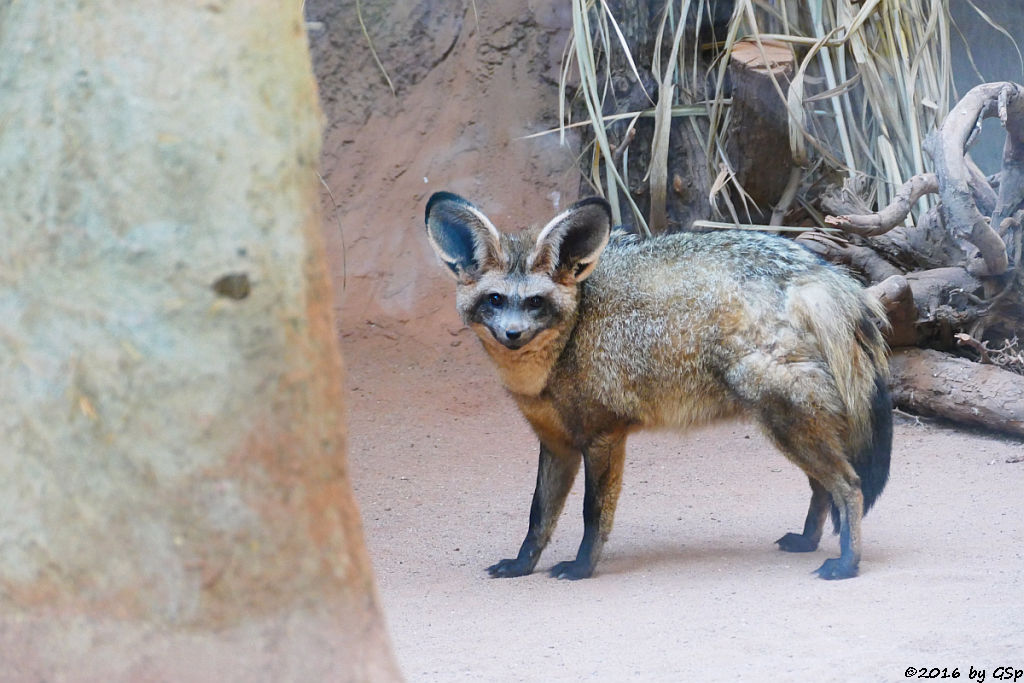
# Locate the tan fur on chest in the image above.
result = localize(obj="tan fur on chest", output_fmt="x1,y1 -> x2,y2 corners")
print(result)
472,324 -> 565,396
512,394 -> 575,456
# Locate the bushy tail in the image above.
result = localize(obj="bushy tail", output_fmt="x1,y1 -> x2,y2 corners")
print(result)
829,367 -> 893,525
793,280 -> 892,532
829,298 -> 892,532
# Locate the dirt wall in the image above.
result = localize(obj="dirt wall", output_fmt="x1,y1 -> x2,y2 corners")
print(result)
307,1 -> 580,332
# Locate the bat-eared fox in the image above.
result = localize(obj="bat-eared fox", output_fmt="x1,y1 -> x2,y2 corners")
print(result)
425,192 -> 892,580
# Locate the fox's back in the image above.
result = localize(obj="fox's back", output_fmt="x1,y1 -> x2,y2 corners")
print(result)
554,230 -> 866,428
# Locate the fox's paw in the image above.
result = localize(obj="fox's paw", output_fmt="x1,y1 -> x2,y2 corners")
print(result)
776,532 -> 819,553
549,559 -> 594,580
487,558 -> 534,578
814,556 -> 859,580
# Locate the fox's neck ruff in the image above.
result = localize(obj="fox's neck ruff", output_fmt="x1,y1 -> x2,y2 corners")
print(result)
472,323 -> 571,397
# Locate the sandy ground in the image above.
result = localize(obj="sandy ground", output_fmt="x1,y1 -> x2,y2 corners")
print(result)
341,321 -> 1024,682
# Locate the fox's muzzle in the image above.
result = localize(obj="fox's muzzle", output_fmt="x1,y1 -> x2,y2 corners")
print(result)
491,319 -> 535,350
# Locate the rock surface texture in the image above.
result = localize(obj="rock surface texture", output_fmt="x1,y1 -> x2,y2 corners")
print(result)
0,2 -> 398,679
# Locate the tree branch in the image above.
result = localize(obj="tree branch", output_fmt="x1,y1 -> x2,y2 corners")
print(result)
824,173 -> 939,236
923,82 -> 1021,275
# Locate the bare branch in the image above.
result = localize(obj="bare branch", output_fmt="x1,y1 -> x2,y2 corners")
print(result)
824,173 -> 939,236
924,82 -> 1021,276
954,332 -> 992,364
823,83 -> 1024,275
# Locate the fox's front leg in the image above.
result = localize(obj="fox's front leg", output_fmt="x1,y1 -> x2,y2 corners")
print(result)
550,432 -> 627,580
487,444 -> 580,578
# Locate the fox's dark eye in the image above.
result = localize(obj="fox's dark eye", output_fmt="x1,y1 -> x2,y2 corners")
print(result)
526,295 -> 545,310
488,293 -> 505,307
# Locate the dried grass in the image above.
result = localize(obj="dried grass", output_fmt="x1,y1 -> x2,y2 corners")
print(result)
557,0 -> 1021,232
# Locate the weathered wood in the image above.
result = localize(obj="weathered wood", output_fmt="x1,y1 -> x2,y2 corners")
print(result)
903,267 -> 986,348
889,349 -> 1024,437
867,275 -> 918,348
822,174 -> 970,272
869,208 -> 966,272
904,267 -> 983,315
795,232 -> 902,283
923,82 -> 1024,275
819,83 -> 1024,391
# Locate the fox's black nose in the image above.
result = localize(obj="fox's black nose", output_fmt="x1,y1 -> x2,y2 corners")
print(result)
505,329 -> 522,341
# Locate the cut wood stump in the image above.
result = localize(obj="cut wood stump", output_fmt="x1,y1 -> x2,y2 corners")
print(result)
726,39 -> 797,219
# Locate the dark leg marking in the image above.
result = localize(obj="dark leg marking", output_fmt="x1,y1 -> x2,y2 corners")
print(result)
550,432 -> 626,580
488,444 -> 580,578
814,491 -> 862,580
777,476 -> 830,553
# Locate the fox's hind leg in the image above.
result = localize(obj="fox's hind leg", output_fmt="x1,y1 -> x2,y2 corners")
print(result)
761,409 -> 864,580
776,476 -> 830,552
726,352 -> 865,579
550,431 -> 627,580
488,443 -> 580,578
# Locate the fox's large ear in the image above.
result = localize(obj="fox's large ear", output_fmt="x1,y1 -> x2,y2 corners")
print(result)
425,192 -> 504,279
529,197 -> 611,282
